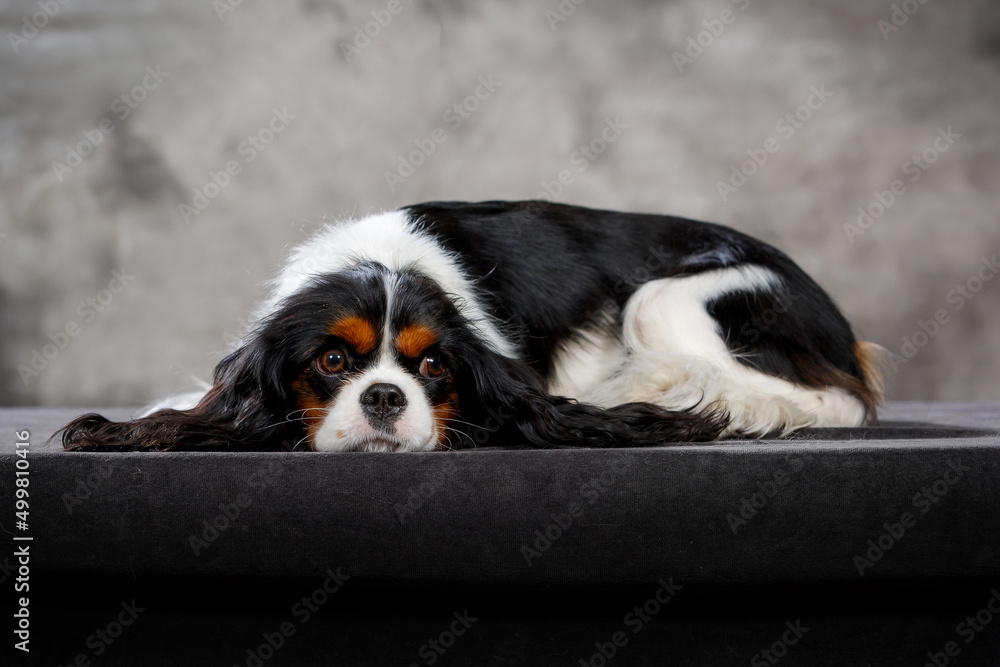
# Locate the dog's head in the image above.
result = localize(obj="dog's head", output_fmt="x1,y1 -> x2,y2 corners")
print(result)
60,262 -> 512,452
273,262 -> 469,452
60,262 -> 725,452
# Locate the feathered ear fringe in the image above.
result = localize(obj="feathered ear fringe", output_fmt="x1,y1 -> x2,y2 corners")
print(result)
57,405 -> 291,452
512,395 -> 728,449
453,341 -> 728,449
57,343 -> 301,452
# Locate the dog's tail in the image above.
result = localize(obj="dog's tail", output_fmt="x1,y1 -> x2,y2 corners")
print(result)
853,340 -> 890,420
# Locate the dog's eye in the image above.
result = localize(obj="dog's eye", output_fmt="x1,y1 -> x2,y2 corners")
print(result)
316,348 -> 347,375
419,355 -> 444,378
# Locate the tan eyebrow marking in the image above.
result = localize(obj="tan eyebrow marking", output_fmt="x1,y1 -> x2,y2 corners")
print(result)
328,315 -> 378,354
395,324 -> 437,358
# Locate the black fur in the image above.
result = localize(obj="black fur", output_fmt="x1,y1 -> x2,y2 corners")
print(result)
406,200 -> 863,387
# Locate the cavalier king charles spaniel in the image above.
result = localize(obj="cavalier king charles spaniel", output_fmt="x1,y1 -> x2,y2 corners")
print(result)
61,200 -> 885,452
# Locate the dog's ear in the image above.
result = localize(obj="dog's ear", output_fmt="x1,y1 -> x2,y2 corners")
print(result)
449,335 -> 727,449
58,340 -> 302,452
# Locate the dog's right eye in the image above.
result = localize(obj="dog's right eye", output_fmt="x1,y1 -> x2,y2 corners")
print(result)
316,348 -> 347,375
419,355 -> 445,378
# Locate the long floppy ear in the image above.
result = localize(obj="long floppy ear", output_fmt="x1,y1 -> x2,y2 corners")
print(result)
451,339 -> 728,449
58,341 -> 302,452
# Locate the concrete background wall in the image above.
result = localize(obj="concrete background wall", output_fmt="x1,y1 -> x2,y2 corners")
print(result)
1,0 -> 998,407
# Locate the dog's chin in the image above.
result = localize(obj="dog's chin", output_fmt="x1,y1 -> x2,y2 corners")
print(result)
319,433 -> 426,453
347,436 -> 406,453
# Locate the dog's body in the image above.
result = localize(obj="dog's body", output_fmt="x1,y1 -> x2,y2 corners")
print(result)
61,201 -> 884,452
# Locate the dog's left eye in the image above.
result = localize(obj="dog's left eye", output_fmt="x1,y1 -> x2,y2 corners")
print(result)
316,348 -> 347,375
419,355 -> 445,378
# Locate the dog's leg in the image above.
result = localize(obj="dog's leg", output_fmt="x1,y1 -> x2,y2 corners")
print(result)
588,267 -> 870,437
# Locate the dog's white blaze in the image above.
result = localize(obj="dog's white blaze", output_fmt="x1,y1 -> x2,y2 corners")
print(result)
557,265 -> 867,436
380,271 -> 400,360
312,361 -> 436,452
313,272 -> 437,452
255,210 -> 515,357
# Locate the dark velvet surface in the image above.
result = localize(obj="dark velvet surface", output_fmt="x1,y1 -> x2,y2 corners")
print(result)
2,403 -> 999,665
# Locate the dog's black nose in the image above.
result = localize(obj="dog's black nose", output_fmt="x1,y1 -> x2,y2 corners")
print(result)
360,383 -> 407,425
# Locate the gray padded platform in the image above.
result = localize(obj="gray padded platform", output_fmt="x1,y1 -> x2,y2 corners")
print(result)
2,403 -> 998,666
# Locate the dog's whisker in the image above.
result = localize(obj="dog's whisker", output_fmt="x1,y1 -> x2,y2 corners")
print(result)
264,407 -> 330,430
443,425 -> 475,449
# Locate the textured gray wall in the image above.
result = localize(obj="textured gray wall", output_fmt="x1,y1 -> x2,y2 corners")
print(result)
1,0 -> 998,407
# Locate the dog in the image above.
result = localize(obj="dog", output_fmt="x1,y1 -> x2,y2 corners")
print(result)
60,200 -> 886,452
